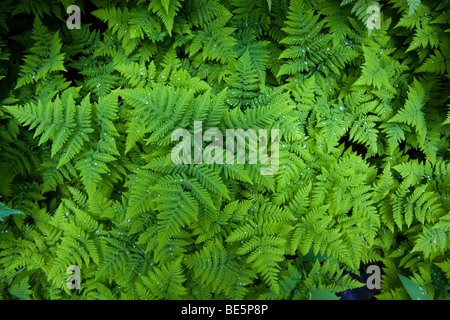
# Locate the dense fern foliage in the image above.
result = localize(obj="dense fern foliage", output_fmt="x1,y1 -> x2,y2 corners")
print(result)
0,0 -> 449,300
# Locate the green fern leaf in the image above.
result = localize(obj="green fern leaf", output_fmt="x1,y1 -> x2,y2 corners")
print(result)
388,79 -> 427,143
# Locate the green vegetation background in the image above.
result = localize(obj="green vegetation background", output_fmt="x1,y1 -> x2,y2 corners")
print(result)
0,0 -> 449,300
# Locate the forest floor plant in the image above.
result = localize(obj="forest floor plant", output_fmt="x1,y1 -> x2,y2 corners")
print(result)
0,0 -> 449,300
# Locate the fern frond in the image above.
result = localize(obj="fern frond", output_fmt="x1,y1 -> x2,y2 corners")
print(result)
140,257 -> 186,299
6,93 -> 94,168
148,0 -> 184,36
